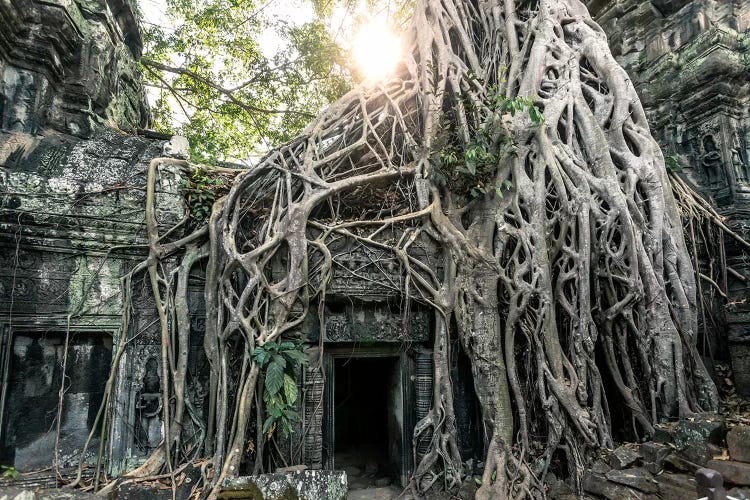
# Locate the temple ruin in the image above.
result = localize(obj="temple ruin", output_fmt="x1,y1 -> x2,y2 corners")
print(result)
1,0 -> 750,498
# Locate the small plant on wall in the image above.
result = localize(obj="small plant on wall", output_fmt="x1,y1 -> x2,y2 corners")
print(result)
252,341 -> 308,437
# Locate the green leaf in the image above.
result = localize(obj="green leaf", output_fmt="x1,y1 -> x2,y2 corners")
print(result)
283,349 -> 308,365
283,373 -> 298,404
252,347 -> 270,366
262,415 -> 276,435
265,360 -> 285,396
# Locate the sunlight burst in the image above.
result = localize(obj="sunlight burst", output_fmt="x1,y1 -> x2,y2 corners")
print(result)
352,20 -> 402,81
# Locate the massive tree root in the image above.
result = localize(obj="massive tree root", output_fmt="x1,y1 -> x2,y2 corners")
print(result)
78,0 -> 725,498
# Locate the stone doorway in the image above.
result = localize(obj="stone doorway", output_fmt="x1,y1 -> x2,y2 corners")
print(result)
323,346 -> 416,488
334,356 -> 396,488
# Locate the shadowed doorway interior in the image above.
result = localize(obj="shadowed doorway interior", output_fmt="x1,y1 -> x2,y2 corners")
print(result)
333,356 -> 400,489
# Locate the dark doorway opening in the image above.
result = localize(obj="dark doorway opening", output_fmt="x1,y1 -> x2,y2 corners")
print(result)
0,331 -> 112,470
334,356 -> 399,489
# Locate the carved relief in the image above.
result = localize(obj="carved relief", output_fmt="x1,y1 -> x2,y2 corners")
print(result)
133,357 -> 163,452
701,135 -> 725,189
731,130 -> 749,186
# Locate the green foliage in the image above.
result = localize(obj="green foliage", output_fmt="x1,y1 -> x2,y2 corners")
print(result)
181,168 -> 226,221
665,153 -> 683,172
1,465 -> 19,481
139,0 -> 352,161
492,93 -> 545,125
252,340 -> 308,438
430,88 -> 542,200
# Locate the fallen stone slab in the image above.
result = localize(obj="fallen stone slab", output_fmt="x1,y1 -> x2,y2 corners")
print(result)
654,473 -> 697,500
582,471 -> 647,499
707,460 -> 750,486
219,470 -> 347,499
609,445 -> 640,470
729,426 -> 750,463
605,468 -> 658,494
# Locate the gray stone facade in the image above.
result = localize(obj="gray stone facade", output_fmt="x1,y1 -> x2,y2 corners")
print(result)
0,0 -> 183,473
0,0 -> 150,137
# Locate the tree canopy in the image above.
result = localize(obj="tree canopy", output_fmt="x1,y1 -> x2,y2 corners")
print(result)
139,0 -> 353,161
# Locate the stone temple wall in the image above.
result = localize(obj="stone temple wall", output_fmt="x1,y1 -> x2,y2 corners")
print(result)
0,0 -> 150,137
589,0 -> 750,394
0,0 -> 186,474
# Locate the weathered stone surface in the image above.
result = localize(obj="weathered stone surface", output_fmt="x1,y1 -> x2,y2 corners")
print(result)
664,453 -> 702,473
729,486 -> 750,500
696,467 -> 728,500
0,487 -> 96,499
728,426 -> 750,463
707,460 -> 750,486
640,442 -> 671,465
582,472 -> 646,499
679,442 -> 712,467
591,459 -> 611,475
675,417 -> 726,450
219,470 -> 347,500
0,0 -> 149,137
609,446 -> 640,470
654,473 -> 697,500
605,468 -> 658,494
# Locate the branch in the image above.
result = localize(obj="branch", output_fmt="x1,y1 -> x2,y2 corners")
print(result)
141,58 -> 316,119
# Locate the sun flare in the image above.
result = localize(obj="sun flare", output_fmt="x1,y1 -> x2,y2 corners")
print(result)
352,20 -> 402,81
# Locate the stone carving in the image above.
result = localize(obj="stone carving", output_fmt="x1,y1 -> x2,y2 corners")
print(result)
0,0 -> 149,136
323,305 -> 429,343
701,135 -> 725,189
134,358 -> 163,452
731,130 -> 748,185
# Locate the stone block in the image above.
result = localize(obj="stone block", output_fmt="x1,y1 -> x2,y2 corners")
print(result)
728,426 -> 750,463
640,442 -> 671,465
707,460 -> 750,486
605,468 -> 658,493
730,343 -> 750,398
609,445 -> 640,469
675,416 -> 726,450
654,473 -> 697,500
219,470 -> 347,500
680,441 -> 712,466
582,472 -> 646,499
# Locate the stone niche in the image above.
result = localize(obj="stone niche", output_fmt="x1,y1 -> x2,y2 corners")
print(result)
0,329 -> 112,469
